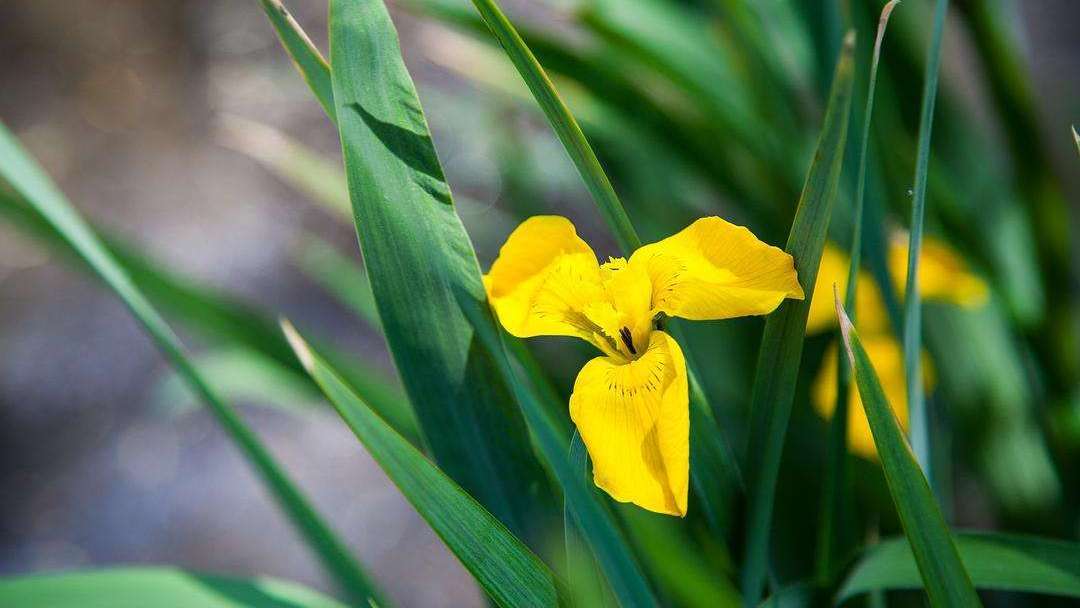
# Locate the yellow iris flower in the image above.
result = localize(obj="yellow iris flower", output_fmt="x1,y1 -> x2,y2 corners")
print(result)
484,216 -> 803,515
807,236 -> 987,459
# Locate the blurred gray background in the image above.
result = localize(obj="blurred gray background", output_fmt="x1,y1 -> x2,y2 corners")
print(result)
0,1 -> 1076,606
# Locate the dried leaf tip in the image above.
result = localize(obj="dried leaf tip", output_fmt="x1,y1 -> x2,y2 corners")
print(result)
834,283 -> 856,363
280,318 -> 315,371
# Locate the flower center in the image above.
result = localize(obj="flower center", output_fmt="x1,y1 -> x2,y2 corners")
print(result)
618,326 -> 637,355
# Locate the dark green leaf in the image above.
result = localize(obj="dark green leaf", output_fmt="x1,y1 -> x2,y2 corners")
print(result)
741,32 -> 857,604
327,0 -> 550,543
840,532 -> 1080,601
837,292 -> 980,607
0,568 -> 348,608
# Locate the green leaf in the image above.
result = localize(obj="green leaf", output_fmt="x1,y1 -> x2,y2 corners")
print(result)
837,292 -> 980,606
256,0 -> 335,119
293,234 -> 381,329
903,0 -> 950,478
817,0 -> 901,582
0,568 -> 348,608
327,0 -> 550,543
839,532 -> 1080,601
467,0 -> 640,253
740,31 -> 856,604
281,322 -> 559,608
0,122 -> 388,607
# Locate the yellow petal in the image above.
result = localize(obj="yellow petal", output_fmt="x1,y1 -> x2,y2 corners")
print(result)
889,234 -> 988,308
628,217 -> 803,321
813,336 -> 933,459
806,244 -> 889,335
484,216 -> 609,342
569,331 -> 689,516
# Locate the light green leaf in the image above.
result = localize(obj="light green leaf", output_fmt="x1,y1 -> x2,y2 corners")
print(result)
0,122 -> 387,607
0,568 -> 346,608
837,291 -> 980,606
256,0 -> 335,119
327,0 -> 550,543
840,532 -> 1080,601
741,31 -> 856,604
282,322 -> 559,608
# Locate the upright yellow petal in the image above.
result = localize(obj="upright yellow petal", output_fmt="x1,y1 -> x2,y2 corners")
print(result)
889,234 -> 988,308
484,216 -> 609,342
806,244 -> 889,335
813,336 -> 932,459
570,331 -> 689,516
628,217 -> 803,321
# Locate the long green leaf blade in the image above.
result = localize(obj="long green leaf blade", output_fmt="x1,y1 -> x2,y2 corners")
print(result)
256,0 -> 335,119
327,0 -> 549,543
903,0 -> 949,477
741,32 -> 857,604
0,568 -> 348,608
467,0 -> 640,253
839,532 -> 1080,601
818,0 -> 900,582
282,323 -> 559,608
837,290 -> 980,606
0,122 -> 387,607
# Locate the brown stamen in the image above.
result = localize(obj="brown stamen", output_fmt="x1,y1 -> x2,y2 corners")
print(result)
618,327 -> 637,355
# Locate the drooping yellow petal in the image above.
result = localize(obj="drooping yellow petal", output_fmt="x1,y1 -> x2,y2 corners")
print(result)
570,331 -> 689,516
484,216 -> 610,343
813,336 -> 934,459
628,217 -> 803,321
806,244 -> 889,335
888,234 -> 988,308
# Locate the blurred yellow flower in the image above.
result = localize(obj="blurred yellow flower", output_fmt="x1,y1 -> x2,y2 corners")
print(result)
808,237 -> 987,459
484,216 -> 803,515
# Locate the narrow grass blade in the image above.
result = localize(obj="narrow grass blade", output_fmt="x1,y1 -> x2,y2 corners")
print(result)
327,0 -> 550,543
0,123 -> 387,606
741,32 -> 857,604
0,189 -> 418,445
0,567 -> 348,608
837,290 -> 980,607
839,532 -> 1080,601
817,1 -> 900,582
256,0 -> 335,119
467,0 -> 640,253
903,0 -> 949,478
459,298 -> 658,607
282,323 -> 559,608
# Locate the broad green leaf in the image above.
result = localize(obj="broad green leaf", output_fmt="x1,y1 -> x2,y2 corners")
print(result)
282,322 -> 559,608
741,32 -> 856,604
327,0 -> 550,543
256,0 -> 335,119
0,568 -> 348,608
837,292 -> 980,606
818,0 -> 900,582
903,0 -> 949,478
839,532 -> 1080,601
0,122 -> 388,607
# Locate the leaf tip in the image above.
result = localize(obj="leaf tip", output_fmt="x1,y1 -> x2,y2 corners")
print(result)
834,283 -> 856,363
280,318 -> 315,371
